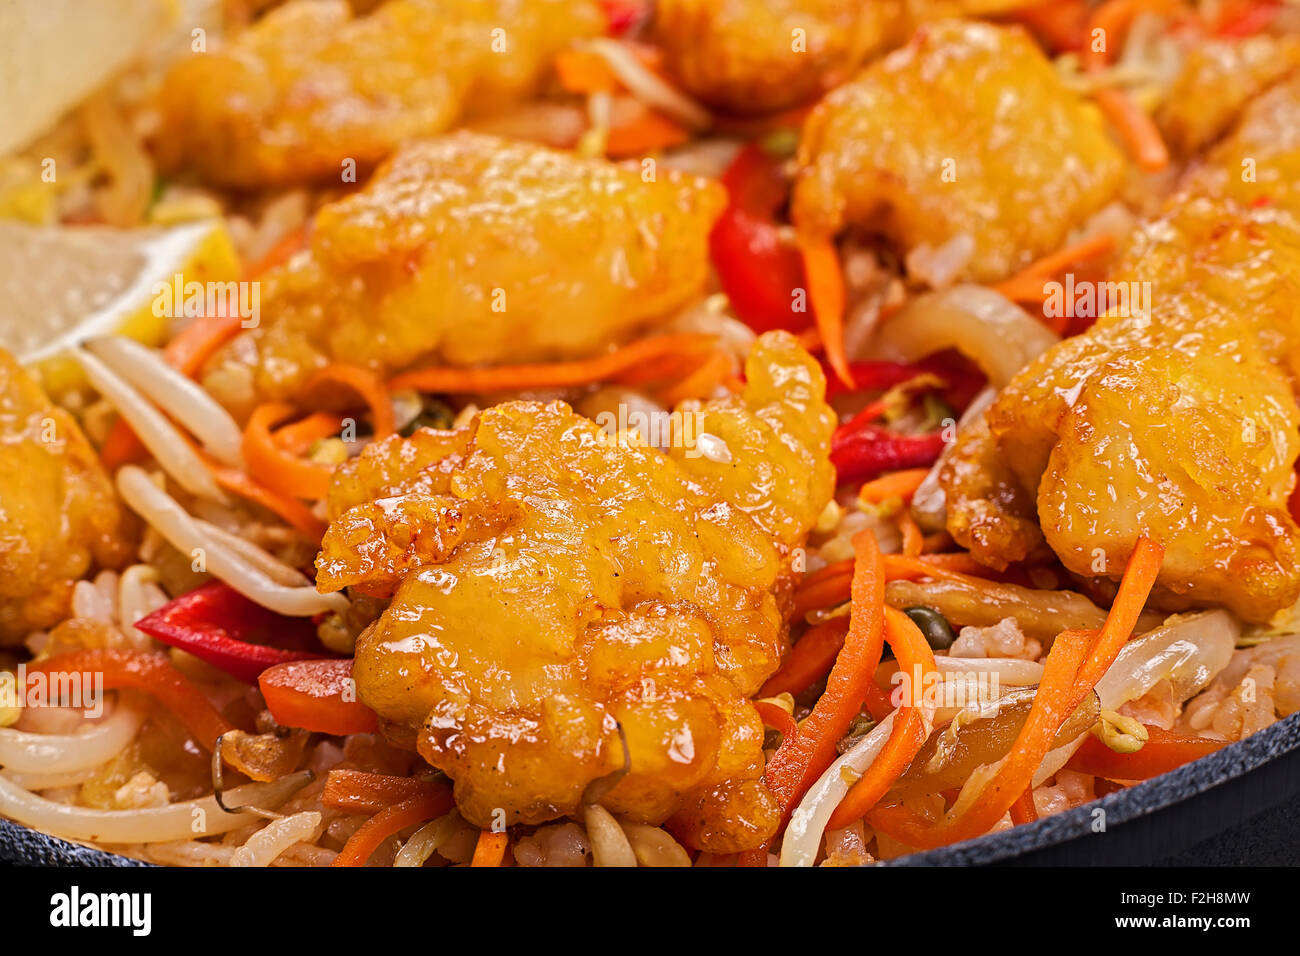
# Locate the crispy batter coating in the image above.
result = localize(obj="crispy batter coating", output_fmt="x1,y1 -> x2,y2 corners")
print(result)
1157,34 -> 1300,156
203,132 -> 725,406
0,350 -> 128,642
317,333 -> 835,851
153,0 -> 604,187
652,1 -> 1031,115
792,20 -> 1125,282
941,75 -> 1300,622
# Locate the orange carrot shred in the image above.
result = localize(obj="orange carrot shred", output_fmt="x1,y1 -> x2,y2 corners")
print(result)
387,334 -> 715,394
858,468 -> 932,505
1093,86 -> 1170,173
470,829 -> 510,867
800,234 -> 852,389
332,792 -> 452,867
242,402 -> 336,501
304,363 -> 396,439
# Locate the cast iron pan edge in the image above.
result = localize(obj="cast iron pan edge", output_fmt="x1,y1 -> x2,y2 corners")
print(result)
2,713 -> 1297,866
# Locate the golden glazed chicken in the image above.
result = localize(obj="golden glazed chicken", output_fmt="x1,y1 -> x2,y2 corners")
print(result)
793,19 -> 1125,282
316,333 -> 835,851
0,349 -> 128,641
941,73 -> 1300,622
154,0 -> 605,187
203,131 -> 725,406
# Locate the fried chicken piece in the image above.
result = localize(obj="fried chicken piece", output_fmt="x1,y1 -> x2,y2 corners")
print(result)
1157,34 -> 1300,156
154,0 -> 604,187
0,350 -> 129,642
202,132 -> 725,408
317,333 -> 835,851
653,1 -> 1031,115
940,76 -> 1300,622
792,20 -> 1125,282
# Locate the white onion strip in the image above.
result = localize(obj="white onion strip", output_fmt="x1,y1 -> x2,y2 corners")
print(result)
586,38 -> 712,130
0,771 -> 311,845
193,519 -> 311,587
781,713 -> 896,868
0,704 -> 143,774
116,465 -> 347,616
85,336 -> 244,467
230,810 -> 321,867
74,347 -> 226,502
394,811 -> 459,867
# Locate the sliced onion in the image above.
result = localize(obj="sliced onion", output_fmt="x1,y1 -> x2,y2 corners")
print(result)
1032,611 -> 1237,787
586,38 -> 712,130
85,336 -> 244,467
193,519 -> 311,587
74,346 -> 226,502
618,822 -> 692,867
781,713 -> 896,868
1094,611 -> 1237,712
585,803 -> 637,867
934,656 -> 1045,685
395,811 -> 460,867
886,577 -> 1165,643
871,286 -> 1059,390
0,770 -> 311,844
0,704 -> 142,773
116,465 -> 347,617
230,810 -> 321,867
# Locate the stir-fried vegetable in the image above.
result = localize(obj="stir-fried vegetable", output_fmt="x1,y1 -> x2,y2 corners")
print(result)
134,581 -> 331,684
1066,724 -> 1226,780
258,659 -> 379,736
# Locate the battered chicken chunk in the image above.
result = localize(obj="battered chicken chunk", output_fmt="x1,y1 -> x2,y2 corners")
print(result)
0,350 -> 128,642
153,0 -> 604,187
940,75 -> 1300,622
1157,34 -> 1300,156
792,20 -> 1126,282
203,132 -> 726,406
316,333 -> 836,851
653,1 -> 1032,115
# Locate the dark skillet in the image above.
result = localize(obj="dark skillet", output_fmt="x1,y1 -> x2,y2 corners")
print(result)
2,712 -> 1297,866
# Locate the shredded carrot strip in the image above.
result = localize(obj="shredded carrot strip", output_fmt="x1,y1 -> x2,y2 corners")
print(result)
897,510 -> 924,558
994,233 -> 1116,295
792,552 -> 993,616
858,468 -> 931,505
754,700 -> 799,742
1082,0 -> 1140,71
321,770 -> 447,814
470,829 -> 510,867
760,617 -> 849,698
826,606 -> 937,828
921,531 -> 953,554
869,536 -> 1163,849
304,364 -> 396,440
242,402 -> 336,501
800,234 -> 852,389
272,411 -> 346,456
1093,86 -> 1170,173
657,350 -> 733,407
867,627 -> 1093,849
605,104 -> 691,157
1009,786 -> 1039,825
24,649 -> 233,753
209,461 -> 328,539
387,334 -> 715,394
332,792 -> 453,867
555,47 -> 620,93
759,531 -> 886,842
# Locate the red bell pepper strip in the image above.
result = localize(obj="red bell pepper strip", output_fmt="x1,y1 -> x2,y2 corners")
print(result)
831,424 -> 947,486
23,648 -> 235,751
710,144 -> 813,335
1066,724 -> 1226,781
258,658 -> 380,736
133,581 -> 331,684
599,0 -> 646,35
